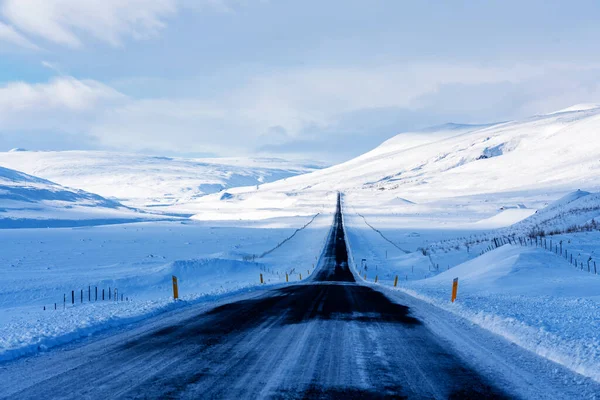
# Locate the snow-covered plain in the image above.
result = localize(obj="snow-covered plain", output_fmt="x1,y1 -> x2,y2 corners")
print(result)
1,104 -> 600,388
0,212 -> 334,361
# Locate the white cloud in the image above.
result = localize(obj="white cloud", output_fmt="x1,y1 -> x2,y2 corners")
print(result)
41,60 -> 63,75
0,77 -> 125,131
222,63 -> 552,139
0,0 -> 250,49
1,0 -> 178,48
2,62 -> 600,159
89,98 -> 235,153
0,20 -> 38,49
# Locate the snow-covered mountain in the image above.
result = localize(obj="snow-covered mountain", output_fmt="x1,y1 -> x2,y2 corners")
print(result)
506,189 -> 600,235
272,104 -> 600,197
0,166 -> 150,227
187,104 -> 600,222
0,151 -> 325,208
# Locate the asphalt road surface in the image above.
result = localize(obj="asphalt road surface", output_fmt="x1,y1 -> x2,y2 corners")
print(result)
1,195 -> 513,399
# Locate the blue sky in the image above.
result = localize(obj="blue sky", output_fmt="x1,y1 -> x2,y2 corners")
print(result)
1,0 -> 600,162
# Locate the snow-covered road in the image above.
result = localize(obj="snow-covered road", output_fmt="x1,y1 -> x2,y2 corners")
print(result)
0,195 -> 598,399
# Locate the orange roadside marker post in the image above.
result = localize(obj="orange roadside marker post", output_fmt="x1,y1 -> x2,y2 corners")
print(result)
172,275 -> 179,300
451,278 -> 459,303
394,275 -> 399,287
260,273 -> 264,284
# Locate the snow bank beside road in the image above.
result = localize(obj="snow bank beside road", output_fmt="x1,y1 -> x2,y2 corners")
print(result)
0,258 -> 274,362
343,206 -> 600,383
0,215 -> 332,362
402,246 -> 600,383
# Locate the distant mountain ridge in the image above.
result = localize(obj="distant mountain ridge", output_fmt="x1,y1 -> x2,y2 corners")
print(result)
183,104 -> 600,221
0,151 -> 326,209
0,165 -> 153,228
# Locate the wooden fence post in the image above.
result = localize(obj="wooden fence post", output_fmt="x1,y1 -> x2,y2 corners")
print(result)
172,276 -> 179,300
587,258 -> 591,272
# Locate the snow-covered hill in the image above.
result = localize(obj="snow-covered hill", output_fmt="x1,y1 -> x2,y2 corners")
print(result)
506,189 -> 600,235
188,104 -> 600,222
0,166 -> 150,227
275,104 -> 600,197
0,151 -> 325,209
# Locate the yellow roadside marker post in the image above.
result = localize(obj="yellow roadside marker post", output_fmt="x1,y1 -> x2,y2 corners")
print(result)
172,275 -> 179,300
260,273 -> 264,284
299,273 -> 302,280
451,278 -> 459,303
394,275 -> 399,287
286,273 -> 289,282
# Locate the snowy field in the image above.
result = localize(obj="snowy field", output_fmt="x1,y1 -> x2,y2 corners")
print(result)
1,104 -> 600,388
342,194 -> 600,384
0,212 -> 333,361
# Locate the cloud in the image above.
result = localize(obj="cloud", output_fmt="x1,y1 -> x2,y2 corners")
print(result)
2,62 -> 600,161
41,60 -> 64,75
0,77 -> 126,132
88,98 -> 236,154
0,77 -> 124,112
0,0 -> 251,49
1,0 -> 178,48
0,20 -> 38,49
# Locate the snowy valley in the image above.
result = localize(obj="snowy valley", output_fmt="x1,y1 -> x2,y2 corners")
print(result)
1,104 -> 600,395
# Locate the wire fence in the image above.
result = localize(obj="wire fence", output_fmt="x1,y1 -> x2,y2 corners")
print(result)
43,284 -> 131,311
480,234 -> 597,275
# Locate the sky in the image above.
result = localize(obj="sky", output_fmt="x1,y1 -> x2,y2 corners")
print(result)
1,0 -> 600,163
